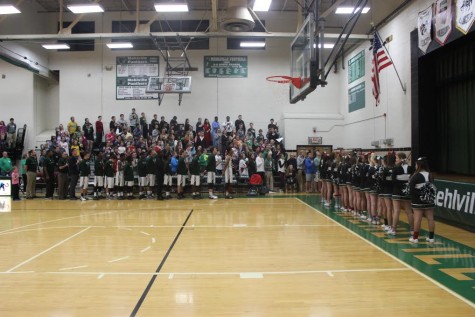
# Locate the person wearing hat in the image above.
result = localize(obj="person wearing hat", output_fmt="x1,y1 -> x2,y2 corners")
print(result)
409,157 -> 436,243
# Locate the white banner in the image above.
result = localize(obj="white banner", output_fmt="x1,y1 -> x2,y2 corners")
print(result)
434,0 -> 454,45
418,5 -> 433,53
455,0 -> 475,34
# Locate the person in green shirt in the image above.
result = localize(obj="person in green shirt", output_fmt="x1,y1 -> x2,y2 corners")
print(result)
43,150 -> 56,199
20,153 -> 27,192
176,150 -> 188,199
0,151 -> 12,176
146,150 -> 157,198
124,156 -> 135,199
190,149 -> 202,199
206,147 -> 218,199
24,150 -> 38,199
79,152 -> 91,201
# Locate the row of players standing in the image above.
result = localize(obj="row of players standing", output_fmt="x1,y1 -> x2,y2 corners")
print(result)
41,147 -> 235,201
318,151 -> 435,244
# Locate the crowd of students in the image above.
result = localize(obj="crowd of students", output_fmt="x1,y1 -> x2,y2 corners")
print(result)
314,150 -> 436,244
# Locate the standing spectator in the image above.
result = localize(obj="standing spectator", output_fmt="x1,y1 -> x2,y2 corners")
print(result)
117,114 -> 128,128
264,152 -> 274,192
278,153 -> 286,192
222,116 -> 234,136
176,150 -> 188,199
6,118 -> 17,148
239,152 -> 249,177
296,150 -> 305,192
43,150 -> 55,199
83,118 -> 94,152
24,149 -> 38,199
0,151 -> 12,176
154,150 -> 165,200
68,149 -> 80,200
140,112 -> 148,139
304,151 -> 316,193
256,151 -> 265,182
211,116 -> 220,146
20,153 -> 27,193
150,114 -> 159,131
248,122 -> 256,138
196,117 -> 203,133
170,116 -> 178,131
129,108 -> 139,131
223,147 -> 234,199
11,166 -> 20,201
57,152 -> 69,200
0,121 -> 6,142
268,118 -> 277,130
109,116 -> 117,132
67,116 -> 78,135
207,147 -> 219,199
93,151 -> 105,199
95,116 -> 104,145
159,116 -> 169,132
235,115 -> 246,134
203,118 -> 212,148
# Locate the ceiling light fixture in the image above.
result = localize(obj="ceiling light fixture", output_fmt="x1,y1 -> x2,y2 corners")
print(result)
107,42 -> 134,49
154,2 -> 189,12
67,4 -> 104,14
313,43 -> 335,49
42,44 -> 71,50
335,7 -> 370,14
240,41 -> 266,48
0,5 -> 21,14
253,0 -> 272,12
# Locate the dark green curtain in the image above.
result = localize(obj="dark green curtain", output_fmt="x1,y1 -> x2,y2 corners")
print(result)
419,31 -> 475,176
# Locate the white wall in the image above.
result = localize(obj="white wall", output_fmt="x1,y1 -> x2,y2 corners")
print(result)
0,0 -> 439,151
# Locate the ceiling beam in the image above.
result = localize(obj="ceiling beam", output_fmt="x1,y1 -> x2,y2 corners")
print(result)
0,32 -> 371,41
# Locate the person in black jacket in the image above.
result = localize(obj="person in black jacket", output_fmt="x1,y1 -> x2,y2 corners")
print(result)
155,150 -> 165,200
409,157 -> 436,243
68,149 -> 80,200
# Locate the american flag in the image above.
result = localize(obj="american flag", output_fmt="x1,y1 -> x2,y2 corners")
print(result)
371,31 -> 393,106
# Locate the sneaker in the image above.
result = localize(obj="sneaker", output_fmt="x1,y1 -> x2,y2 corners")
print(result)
425,237 -> 435,243
387,229 -> 396,236
209,195 -> 218,199
409,237 -> 419,243
383,225 -> 391,231
324,202 -> 330,207
80,196 -> 86,201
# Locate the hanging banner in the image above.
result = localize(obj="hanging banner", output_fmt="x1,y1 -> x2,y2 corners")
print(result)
434,0 -> 454,45
418,5 -> 433,53
455,0 -> 475,34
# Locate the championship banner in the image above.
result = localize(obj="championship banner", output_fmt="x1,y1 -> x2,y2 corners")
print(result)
434,0 -> 453,45
418,5 -> 433,53
455,0 -> 475,34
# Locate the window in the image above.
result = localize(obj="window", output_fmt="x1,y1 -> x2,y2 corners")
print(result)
58,21 -> 95,51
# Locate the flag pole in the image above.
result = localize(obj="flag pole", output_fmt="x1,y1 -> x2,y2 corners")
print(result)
376,30 -> 406,94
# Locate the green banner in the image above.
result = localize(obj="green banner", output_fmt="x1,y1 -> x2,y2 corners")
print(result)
348,50 -> 364,84
348,82 -> 365,112
204,56 -> 248,78
434,179 -> 475,231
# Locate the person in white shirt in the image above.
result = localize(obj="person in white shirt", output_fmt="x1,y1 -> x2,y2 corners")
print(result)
222,116 -> 234,137
256,151 -> 265,183
239,152 -> 249,177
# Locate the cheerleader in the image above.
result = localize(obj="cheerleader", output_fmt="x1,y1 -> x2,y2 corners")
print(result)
347,154 -> 357,213
324,153 -> 334,207
390,152 -> 414,236
367,154 -> 379,224
331,152 -> 342,208
381,153 -> 396,231
339,155 -> 350,211
319,153 -> 327,203
359,154 -> 370,220
353,154 -> 366,217
409,157 -> 436,243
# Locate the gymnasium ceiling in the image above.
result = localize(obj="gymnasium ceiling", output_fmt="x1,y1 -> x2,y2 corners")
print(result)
16,0 -> 410,36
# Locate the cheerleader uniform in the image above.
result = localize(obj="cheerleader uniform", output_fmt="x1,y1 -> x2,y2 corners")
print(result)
409,171 -> 435,209
392,163 -> 413,200
380,166 -> 394,198
331,161 -> 340,185
351,163 -> 360,191
340,161 -> 349,186
361,163 -> 371,192
367,165 -> 378,194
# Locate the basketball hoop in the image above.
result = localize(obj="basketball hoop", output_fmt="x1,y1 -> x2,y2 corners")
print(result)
266,76 -> 303,89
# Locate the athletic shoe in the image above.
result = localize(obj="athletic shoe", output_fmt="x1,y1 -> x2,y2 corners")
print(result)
387,229 -> 396,236
80,196 -> 86,201
383,225 -> 391,231
425,237 -> 435,243
209,195 -> 218,199
324,202 -> 330,207
409,237 -> 418,243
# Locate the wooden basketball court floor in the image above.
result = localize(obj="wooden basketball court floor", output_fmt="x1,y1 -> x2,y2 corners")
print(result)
0,195 -> 474,316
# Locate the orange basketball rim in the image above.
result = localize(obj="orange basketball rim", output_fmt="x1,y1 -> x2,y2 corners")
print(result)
266,76 -> 303,89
